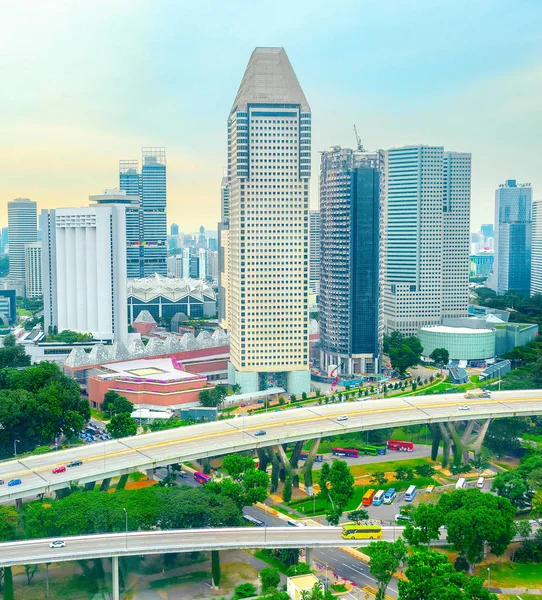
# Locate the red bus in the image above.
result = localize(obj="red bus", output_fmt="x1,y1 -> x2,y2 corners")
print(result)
332,448 -> 359,458
194,472 -> 211,485
362,489 -> 376,506
299,452 -> 324,462
387,440 -> 414,452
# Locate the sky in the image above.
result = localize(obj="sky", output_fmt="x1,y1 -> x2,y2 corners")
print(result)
0,0 -> 541,233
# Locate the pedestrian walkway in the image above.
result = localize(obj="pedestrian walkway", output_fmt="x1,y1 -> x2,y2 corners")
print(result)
489,587 -> 542,595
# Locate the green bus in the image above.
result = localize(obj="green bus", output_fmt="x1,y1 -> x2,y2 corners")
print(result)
359,445 -> 387,456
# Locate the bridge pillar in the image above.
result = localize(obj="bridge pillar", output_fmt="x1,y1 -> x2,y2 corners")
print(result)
146,469 -> 155,481
112,556 -> 119,600
15,498 -> 22,509
471,418 -> 492,455
305,547 -> 314,569
99,478 -> 111,492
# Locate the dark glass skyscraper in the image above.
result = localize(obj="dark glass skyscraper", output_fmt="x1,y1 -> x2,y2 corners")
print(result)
319,147 -> 380,375
119,148 -> 167,278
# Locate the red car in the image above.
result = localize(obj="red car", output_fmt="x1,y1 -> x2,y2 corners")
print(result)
52,466 -> 66,474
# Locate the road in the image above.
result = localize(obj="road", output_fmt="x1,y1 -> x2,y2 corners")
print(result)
0,526 -> 403,568
244,506 -> 401,597
1,390 -> 541,501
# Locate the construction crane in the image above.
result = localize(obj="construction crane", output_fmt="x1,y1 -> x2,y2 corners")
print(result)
353,125 -> 364,152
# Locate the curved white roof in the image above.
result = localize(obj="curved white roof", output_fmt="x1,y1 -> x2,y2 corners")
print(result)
127,274 -> 216,302
420,326 -> 493,335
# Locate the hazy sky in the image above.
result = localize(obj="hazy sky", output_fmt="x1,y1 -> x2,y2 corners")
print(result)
1,0 -> 541,233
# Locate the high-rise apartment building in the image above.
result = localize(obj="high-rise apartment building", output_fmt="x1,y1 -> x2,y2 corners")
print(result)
494,180 -> 532,296
309,210 -> 321,295
382,146 -> 471,335
119,148 -> 167,277
531,199 -> 542,296
8,198 -> 37,286
225,47 -> 311,394
24,242 -> 42,298
41,205 -> 128,342
319,147 -> 381,375
221,176 -> 230,223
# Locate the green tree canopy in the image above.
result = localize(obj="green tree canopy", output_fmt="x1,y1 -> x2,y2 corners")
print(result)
100,390 -> 134,417
260,566 -> 280,593
369,538 -> 407,600
222,454 -> 255,480
107,413 -> 138,439
403,502 -> 444,549
429,348 -> 449,367
328,459 -> 354,514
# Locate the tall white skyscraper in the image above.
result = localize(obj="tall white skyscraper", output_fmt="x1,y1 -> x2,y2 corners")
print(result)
42,205 -> 128,342
225,47 -> 311,394
309,210 -> 321,295
531,198 -> 542,296
24,242 -> 42,298
8,198 -> 37,285
382,145 -> 471,335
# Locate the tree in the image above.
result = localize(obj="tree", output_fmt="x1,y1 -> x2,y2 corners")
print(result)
0,506 -> 19,541
347,509 -> 369,523
328,459 -> 354,514
515,519 -> 532,541
438,489 -> 516,573
527,467 -> 542,492
24,564 -> 38,584
290,393 -> 297,403
286,562 -> 312,576
370,471 -> 388,487
430,348 -> 449,368
223,454 -> 255,480
317,462 -> 330,499
260,566 -> 280,593
0,344 -> 30,369
302,391 -> 308,402
398,550 -> 497,600
484,418 -> 525,456
231,384 -> 241,394
384,332 -> 423,375
3,567 -> 14,600
403,503 -> 444,549
107,413 -> 138,439
232,582 -> 257,599
415,464 -> 436,478
61,410 -> 84,440
211,550 -> 220,587
326,512 -> 340,526
492,471 -> 533,508
2,334 -> 16,347
278,396 -> 286,405
368,538 -> 407,600
283,476 -> 293,502
101,391 -> 133,417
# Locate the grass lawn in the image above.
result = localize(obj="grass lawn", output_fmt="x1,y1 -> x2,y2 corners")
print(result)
17,307 -> 32,316
388,425 -> 432,445
149,570 -> 210,589
346,457 -> 436,477
90,408 -> 107,421
129,471 -> 146,481
254,549 -> 289,574
11,574 -> 98,599
476,562 -> 542,589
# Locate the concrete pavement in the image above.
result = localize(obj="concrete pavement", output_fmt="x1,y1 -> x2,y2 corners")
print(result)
1,390 -> 541,501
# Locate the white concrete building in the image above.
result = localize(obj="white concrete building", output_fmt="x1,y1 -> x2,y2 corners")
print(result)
531,198 -> 542,296
24,242 -> 42,298
8,198 -> 37,286
382,146 -> 471,336
41,205 -> 128,343
225,47 -> 311,394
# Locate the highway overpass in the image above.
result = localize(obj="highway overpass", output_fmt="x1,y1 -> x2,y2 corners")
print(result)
0,526 -> 403,567
1,390 -> 542,501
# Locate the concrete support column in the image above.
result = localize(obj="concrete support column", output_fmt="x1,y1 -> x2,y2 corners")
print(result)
472,419 -> 492,454
99,478 -> 111,492
146,469 -> 155,481
112,556 -> 119,600
305,547 -> 314,569
15,498 -> 22,509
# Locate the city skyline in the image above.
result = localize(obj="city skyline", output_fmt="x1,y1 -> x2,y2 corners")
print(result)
1,0 -> 541,232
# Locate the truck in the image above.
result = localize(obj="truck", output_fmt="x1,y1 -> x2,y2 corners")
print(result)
464,389 -> 491,400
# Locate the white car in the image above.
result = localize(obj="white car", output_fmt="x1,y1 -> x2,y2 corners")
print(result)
49,540 -> 66,549
337,415 -> 348,422
458,405 -> 471,411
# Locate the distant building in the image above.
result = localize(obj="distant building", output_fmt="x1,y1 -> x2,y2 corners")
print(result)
170,223 -> 179,236
470,254 -> 494,278
1,227 -> 8,254
481,223 -> 494,239
494,180 -> 532,295
8,198 -> 37,288
309,210 -> 320,295
383,146 -> 471,335
89,189 -> 141,278
531,198 -> 542,296
127,274 -> 217,323
220,176 -> 230,223
119,148 -> 167,277
0,290 -> 16,325
41,205 -> 128,343
319,146 -> 380,375
24,242 -> 42,298
419,326 -> 496,362
0,276 -> 25,297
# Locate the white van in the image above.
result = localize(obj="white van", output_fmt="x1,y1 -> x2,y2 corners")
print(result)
455,477 -> 466,490
476,477 -> 485,489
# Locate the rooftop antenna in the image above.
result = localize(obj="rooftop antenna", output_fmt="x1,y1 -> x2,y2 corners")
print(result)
353,125 -> 364,152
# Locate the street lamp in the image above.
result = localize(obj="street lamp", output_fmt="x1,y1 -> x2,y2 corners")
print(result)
123,508 -> 128,549
14,439 -> 20,458
257,574 -> 261,596
487,567 -> 491,590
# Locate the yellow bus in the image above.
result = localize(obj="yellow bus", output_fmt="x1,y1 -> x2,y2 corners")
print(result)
341,524 -> 383,540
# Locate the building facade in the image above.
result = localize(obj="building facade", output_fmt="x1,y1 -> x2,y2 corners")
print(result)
225,47 -> 311,394
24,242 -> 42,298
419,326 -> 495,362
41,205 -> 128,343
309,209 -> 321,295
494,180 -> 532,296
382,146 -> 471,335
8,198 -> 37,287
531,199 -> 542,296
319,147 -> 380,375
119,148 -> 167,277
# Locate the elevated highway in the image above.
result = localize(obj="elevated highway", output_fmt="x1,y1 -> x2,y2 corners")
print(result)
0,526 -> 401,567
1,390 -> 542,501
